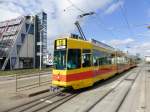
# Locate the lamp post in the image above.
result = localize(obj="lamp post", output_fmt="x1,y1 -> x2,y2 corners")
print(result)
39,24 -> 45,71
0,57 -> 3,70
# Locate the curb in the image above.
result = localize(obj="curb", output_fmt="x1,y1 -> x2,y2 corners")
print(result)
28,89 -> 50,97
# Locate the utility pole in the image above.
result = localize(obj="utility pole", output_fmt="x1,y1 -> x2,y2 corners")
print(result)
39,24 -> 44,71
40,30 -> 42,71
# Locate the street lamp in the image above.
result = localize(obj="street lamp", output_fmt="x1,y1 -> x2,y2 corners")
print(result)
39,24 -> 45,71
0,57 -> 3,70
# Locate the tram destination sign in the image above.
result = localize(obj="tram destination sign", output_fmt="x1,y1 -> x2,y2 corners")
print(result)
55,39 -> 67,50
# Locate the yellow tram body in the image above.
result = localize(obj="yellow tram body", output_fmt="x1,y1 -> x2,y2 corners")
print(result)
52,37 -> 136,89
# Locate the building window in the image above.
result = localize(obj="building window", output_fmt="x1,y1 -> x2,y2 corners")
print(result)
21,33 -> 25,43
67,49 -> 81,69
17,45 -> 21,54
26,23 -> 34,34
36,46 -> 40,52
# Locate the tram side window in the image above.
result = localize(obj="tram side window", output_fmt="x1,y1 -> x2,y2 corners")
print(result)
99,56 -> 111,65
111,54 -> 116,64
99,57 -> 108,65
93,50 -> 100,66
67,49 -> 81,69
93,56 -> 99,66
82,49 -> 92,67
93,49 -> 113,66
107,55 -> 113,64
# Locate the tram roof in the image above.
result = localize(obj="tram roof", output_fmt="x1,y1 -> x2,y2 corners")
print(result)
89,38 -> 115,52
55,35 -> 130,55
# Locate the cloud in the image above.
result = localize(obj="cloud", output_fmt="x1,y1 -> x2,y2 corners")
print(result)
0,0 -> 149,57
108,38 -> 150,57
0,0 -> 116,53
136,43 -> 150,50
104,1 -> 123,15
0,8 -> 20,21
146,50 -> 150,53
130,42 -> 150,56
109,38 -> 134,46
137,30 -> 150,38
0,0 -> 114,34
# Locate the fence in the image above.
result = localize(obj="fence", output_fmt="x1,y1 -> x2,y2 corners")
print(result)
15,71 -> 51,92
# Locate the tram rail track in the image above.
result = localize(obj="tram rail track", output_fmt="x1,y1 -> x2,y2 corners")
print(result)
3,88 -> 79,112
3,67 -> 140,112
85,66 -> 142,112
35,93 -> 78,112
3,90 -> 62,112
115,68 -> 142,112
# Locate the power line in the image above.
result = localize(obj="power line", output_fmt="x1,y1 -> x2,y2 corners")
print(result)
66,0 -> 121,38
85,0 -> 118,38
116,23 -> 150,29
66,0 -> 85,13
92,13 -> 117,38
116,0 -> 134,36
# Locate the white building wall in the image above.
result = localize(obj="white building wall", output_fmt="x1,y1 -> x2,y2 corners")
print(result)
19,34 -> 34,58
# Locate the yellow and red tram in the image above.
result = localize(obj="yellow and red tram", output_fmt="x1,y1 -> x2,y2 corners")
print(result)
52,37 -> 136,89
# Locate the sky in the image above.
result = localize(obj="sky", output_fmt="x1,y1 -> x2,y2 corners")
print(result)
0,0 -> 150,57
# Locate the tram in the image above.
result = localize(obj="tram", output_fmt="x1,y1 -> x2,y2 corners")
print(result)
52,36 -> 136,89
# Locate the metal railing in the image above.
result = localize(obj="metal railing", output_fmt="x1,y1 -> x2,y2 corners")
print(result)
15,71 -> 51,92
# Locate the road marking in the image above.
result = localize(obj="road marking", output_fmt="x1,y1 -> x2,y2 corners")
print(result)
45,100 -> 53,104
40,99 -> 45,101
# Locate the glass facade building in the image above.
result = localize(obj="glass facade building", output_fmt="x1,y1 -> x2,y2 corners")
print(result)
0,12 -> 47,70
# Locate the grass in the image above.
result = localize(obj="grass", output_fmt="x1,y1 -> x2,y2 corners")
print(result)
0,67 -> 52,76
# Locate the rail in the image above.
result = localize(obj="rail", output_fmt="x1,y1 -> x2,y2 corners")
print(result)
4,89 -> 80,112
15,71 -> 51,92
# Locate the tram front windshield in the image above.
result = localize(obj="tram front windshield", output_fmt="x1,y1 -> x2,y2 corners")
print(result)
54,50 -> 66,70
54,49 -> 81,70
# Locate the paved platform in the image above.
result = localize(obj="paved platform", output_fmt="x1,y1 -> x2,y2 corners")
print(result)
51,64 -> 150,112
0,64 -> 150,112
0,73 -> 51,111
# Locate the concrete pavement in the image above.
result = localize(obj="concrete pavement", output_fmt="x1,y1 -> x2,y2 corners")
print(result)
0,72 -> 51,111
1,64 -> 150,112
